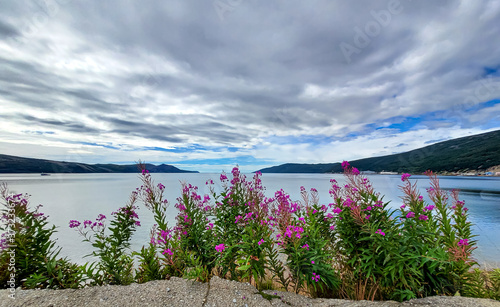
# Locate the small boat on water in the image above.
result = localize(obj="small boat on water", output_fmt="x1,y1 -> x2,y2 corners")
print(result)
40,173 -> 51,176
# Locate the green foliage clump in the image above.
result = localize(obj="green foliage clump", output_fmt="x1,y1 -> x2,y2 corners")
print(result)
0,183 -> 86,289
329,163 -> 477,301
69,192 -> 140,285
461,268 -> 500,300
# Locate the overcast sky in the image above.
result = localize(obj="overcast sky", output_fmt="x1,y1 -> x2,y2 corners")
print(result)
0,0 -> 499,172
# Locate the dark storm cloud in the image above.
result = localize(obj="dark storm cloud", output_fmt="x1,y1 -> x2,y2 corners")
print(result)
18,115 -> 100,134
95,114 -> 251,144
0,20 -> 19,38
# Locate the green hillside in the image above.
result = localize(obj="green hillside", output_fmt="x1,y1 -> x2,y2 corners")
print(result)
258,129 -> 500,173
0,155 -> 198,173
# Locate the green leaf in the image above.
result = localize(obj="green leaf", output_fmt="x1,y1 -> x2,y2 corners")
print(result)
237,264 -> 251,271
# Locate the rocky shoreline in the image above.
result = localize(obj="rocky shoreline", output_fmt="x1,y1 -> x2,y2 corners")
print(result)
1,276 -> 499,307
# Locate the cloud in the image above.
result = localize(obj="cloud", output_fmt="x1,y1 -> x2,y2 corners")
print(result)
0,20 -> 19,38
0,0 -> 499,172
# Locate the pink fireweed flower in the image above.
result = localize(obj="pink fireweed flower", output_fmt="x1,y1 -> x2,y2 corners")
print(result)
69,220 -> 80,228
458,239 -> 469,246
375,229 -> 385,236
332,207 -> 342,214
83,220 -> 92,228
424,205 -> 435,211
365,206 -> 372,211
401,173 -> 411,182
135,221 -> 141,226
341,161 -> 350,169
284,225 -> 304,239
162,249 -> 173,256
418,195 -> 424,201
97,214 -> 106,221
329,184 -> 341,199
160,230 -> 170,239
406,212 -> 415,218
298,217 -> 305,222
311,260 -> 315,264
215,243 -> 226,252
312,272 -> 321,282
329,225 -> 335,230
343,198 -> 354,207
352,167 -> 360,175
220,174 -> 228,181
302,244 -> 309,250
419,215 -> 428,221
258,239 -> 265,246
157,183 -> 165,190
290,202 -> 300,213
365,215 -> 370,220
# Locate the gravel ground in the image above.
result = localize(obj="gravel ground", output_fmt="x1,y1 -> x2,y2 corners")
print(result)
1,276 -> 499,307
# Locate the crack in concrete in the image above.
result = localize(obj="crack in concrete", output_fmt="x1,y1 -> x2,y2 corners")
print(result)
202,279 -> 211,306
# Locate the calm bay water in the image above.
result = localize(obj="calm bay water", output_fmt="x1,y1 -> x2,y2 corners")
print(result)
1,173 -> 499,267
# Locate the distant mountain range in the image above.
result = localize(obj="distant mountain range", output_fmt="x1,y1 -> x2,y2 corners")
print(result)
258,130 -> 500,174
0,155 -> 197,173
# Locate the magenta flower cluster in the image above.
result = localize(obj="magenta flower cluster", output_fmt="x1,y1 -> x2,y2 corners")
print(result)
215,243 -> 225,252
162,248 -> 173,256
284,225 -> 304,239
458,239 -> 469,246
406,211 -> 415,218
401,173 -> 411,182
